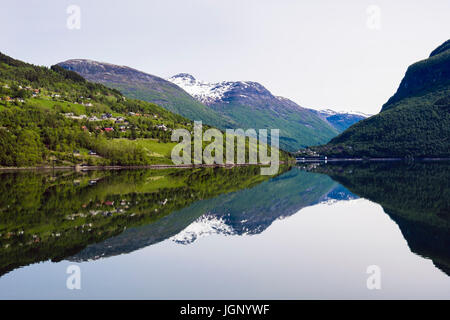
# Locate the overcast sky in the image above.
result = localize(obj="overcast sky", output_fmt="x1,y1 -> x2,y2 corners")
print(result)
1,0 -> 449,114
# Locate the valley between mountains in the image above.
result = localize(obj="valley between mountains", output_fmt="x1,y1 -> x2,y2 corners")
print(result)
58,60 -> 368,152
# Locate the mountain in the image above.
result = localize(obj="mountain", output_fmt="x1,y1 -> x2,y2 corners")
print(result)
166,74 -> 368,133
168,73 -> 340,151
313,40 -> 450,158
316,109 -> 370,132
57,60 -> 229,129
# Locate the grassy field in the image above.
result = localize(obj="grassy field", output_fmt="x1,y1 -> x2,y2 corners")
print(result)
111,138 -> 177,164
26,97 -> 87,114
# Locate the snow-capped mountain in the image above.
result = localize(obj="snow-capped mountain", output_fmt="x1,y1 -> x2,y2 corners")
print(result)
169,73 -> 370,147
168,73 -> 341,151
318,109 -> 372,118
168,73 -> 281,108
316,109 -> 371,132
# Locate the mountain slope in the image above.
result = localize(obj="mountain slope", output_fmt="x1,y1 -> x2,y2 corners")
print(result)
314,40 -> 450,158
382,39 -> 450,112
169,73 -> 340,151
57,60 -> 230,129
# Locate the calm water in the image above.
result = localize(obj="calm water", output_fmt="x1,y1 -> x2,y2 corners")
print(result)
0,163 -> 449,299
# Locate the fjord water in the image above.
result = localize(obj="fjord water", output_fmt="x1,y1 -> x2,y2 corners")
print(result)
0,164 -> 449,299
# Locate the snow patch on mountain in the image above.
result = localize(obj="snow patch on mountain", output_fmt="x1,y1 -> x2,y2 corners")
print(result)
170,213 -> 235,245
318,109 -> 372,118
168,73 -> 242,105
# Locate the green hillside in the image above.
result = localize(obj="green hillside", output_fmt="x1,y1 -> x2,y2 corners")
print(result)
208,100 -> 339,152
312,40 -> 450,158
0,53 -> 194,166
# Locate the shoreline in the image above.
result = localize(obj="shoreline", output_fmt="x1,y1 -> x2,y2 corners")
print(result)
1,158 -> 449,171
0,162 -> 290,172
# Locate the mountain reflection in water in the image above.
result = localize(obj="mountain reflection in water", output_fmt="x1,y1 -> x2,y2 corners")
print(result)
70,167 -> 356,261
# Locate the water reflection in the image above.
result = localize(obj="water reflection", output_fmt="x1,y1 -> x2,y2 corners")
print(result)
309,161 -> 450,276
70,167 -> 356,260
